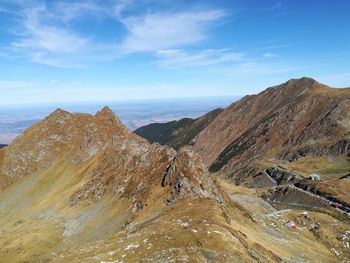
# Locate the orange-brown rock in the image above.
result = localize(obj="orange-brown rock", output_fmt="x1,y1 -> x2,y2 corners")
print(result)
0,106 -> 221,205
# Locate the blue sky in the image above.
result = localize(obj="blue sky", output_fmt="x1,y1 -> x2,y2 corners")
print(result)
0,0 -> 349,105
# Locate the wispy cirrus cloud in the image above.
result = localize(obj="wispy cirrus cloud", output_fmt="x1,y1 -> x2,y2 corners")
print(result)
119,10 -> 227,53
154,49 -> 244,69
13,6 -> 89,54
227,62 -> 304,75
262,1 -> 281,12
1,0 -> 114,67
262,52 -> 277,58
0,0 -> 228,67
0,0 -> 305,78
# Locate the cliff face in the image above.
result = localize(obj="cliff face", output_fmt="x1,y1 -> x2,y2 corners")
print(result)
134,108 -> 223,150
191,78 -> 350,184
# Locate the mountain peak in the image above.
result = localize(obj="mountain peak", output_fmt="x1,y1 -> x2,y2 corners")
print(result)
284,77 -> 319,89
49,108 -> 71,118
0,106 -> 146,181
95,106 -> 121,123
97,106 -> 114,115
267,77 -> 322,98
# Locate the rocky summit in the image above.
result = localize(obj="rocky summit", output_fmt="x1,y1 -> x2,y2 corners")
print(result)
1,79 -> 350,262
192,78 -> 350,181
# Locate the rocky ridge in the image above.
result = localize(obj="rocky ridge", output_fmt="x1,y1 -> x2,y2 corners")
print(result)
0,106 -> 221,204
1,105 -> 349,262
189,78 -> 350,184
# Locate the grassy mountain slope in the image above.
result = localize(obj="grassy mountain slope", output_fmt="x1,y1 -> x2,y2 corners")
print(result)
134,108 -> 223,150
1,106 -> 348,262
189,78 -> 350,183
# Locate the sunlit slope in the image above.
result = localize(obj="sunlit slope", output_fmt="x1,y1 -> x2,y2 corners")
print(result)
0,106 -> 349,262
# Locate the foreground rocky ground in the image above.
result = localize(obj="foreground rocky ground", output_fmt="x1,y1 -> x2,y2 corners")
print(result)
1,175 -> 349,262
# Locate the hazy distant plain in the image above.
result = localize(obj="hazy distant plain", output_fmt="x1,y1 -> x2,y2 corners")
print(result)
0,96 -> 238,144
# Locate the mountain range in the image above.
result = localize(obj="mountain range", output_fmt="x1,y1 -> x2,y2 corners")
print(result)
0,78 -> 349,262
137,77 -> 350,184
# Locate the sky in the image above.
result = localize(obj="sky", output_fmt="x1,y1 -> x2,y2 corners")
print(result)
0,0 -> 350,105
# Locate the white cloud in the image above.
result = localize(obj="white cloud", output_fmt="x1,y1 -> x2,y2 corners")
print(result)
2,1 -> 112,67
13,6 -> 89,53
262,52 -> 277,58
228,62 -> 302,75
50,1 -> 106,23
155,49 -> 244,69
1,1 -> 228,67
119,10 -> 227,52
114,0 -> 135,17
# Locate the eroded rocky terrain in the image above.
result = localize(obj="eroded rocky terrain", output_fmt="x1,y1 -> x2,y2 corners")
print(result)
1,78 -> 350,262
137,78 -> 350,214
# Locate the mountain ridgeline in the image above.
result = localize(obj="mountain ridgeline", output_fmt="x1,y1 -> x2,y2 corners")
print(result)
0,106 -> 237,262
1,77 -> 350,262
134,108 -> 223,150
136,77 -> 350,186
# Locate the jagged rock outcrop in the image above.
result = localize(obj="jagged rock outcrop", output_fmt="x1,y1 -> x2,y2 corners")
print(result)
69,144 -> 223,206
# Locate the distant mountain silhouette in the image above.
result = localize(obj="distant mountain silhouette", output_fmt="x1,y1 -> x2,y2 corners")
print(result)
134,108 -> 222,150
